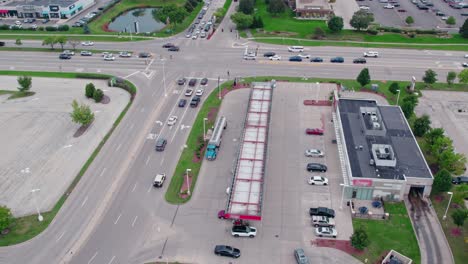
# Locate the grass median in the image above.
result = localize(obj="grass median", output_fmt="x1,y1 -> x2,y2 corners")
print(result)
0,71 -> 135,246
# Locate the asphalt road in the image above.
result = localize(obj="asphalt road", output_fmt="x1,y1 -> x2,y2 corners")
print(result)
0,1 -> 458,263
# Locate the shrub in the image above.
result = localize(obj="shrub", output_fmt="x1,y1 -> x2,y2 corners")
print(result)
367,29 -> 378,35
93,89 -> 104,103
45,26 -> 57,31
58,25 -> 69,31
85,83 -> 96,98
0,24 -> 9,30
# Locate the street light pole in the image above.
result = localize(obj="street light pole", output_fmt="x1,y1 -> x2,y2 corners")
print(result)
162,59 -> 167,97
203,118 -> 208,141
443,191 -> 453,220
31,189 -> 43,222
396,89 -> 401,105
218,76 -> 221,100
186,169 -> 192,196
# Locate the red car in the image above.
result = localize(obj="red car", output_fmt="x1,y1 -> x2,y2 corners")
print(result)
306,128 -> 324,135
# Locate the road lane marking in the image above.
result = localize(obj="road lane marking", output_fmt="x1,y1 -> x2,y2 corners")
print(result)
63,144 -> 73,148
114,213 -> 122,225
108,256 -> 116,264
160,157 -> 165,165
147,185 -> 152,193
116,143 -> 122,151
122,71 -> 140,79
88,252 -> 98,264
132,216 -> 138,227
146,155 -> 151,165
99,168 -> 107,177
171,102 -> 191,143
132,183 -> 137,192
56,232 -> 65,242
81,196 -> 88,208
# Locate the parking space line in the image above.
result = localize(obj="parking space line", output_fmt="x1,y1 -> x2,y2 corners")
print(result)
88,252 -> 98,264
116,143 -> 121,151
146,155 -> 151,165
56,231 -> 65,242
132,183 -> 137,192
99,168 -> 107,177
132,216 -> 138,227
147,185 -> 152,193
114,213 -> 122,225
81,196 -> 88,208
160,157 -> 165,165
108,256 -> 116,264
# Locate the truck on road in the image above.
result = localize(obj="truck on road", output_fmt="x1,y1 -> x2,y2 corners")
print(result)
205,116 -> 227,160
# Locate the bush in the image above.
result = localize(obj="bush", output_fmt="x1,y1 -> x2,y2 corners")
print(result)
58,25 -> 69,31
388,82 -> 399,95
0,24 -> 9,30
367,29 -> 378,35
431,169 -> 452,195
93,88 -> 104,103
45,26 -> 57,31
85,83 -> 96,98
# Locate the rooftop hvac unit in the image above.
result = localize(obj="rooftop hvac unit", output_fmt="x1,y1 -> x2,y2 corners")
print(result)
373,122 -> 381,129
371,115 -> 378,122
370,159 -> 375,166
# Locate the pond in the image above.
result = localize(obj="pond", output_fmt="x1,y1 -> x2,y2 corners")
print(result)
108,8 -> 165,33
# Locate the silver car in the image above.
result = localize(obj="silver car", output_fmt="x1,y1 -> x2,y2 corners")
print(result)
315,227 -> 337,238
305,149 -> 324,157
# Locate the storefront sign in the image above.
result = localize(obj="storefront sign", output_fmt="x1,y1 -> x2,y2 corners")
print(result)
352,179 -> 373,187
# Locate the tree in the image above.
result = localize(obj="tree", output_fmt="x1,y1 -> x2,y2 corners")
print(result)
405,16 -> 414,25
239,0 -> 254,15
350,226 -> 370,250
439,150 -> 466,175
423,128 -> 445,152
446,16 -> 456,26
423,69 -> 437,85
68,38 -> 80,51
431,169 -> 452,195
356,68 -> 371,87
42,36 -> 57,49
452,209 -> 468,227
350,10 -> 374,31
213,8 -> 226,23
328,16 -> 344,33
313,27 -> 325,39
83,24 -> 91,34
268,0 -> 286,15
388,82 -> 400,95
85,83 -> 96,98
401,95 -> 418,118
154,4 -> 188,27
0,206 -> 13,231
460,18 -> 468,38
413,115 -> 431,137
230,12 -> 253,30
184,1 -> 194,12
17,76 -> 32,92
70,100 -> 95,126
257,16 -> 264,28
56,36 -> 67,50
15,38 -> 22,45
93,89 -> 104,103
446,71 -> 457,85
459,69 -> 468,83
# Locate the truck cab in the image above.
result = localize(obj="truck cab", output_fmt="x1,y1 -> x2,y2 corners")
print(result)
205,116 -> 227,160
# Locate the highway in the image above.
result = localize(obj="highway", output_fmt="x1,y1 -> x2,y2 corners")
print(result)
0,2 -> 463,263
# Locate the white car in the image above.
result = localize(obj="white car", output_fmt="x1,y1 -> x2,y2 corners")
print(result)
383,4 -> 394,8
185,88 -> 194,96
308,176 -> 329,185
102,52 -> 113,57
244,54 -> 256,60
464,54 -> 468,58
231,225 -> 257,238
311,216 -> 335,227
81,41 -> 94,46
31,24 -> 37,30
305,149 -> 324,157
363,51 -> 379,57
63,50 -> 75,56
192,34 -> 198,40
462,62 -> 468,68
315,227 -> 337,238
195,88 -> 204,96
15,20 -> 21,25
359,6 -> 370,10
167,116 -> 178,126
441,16 -> 448,21
269,55 -> 281,61
153,173 -> 166,188
298,54 -> 311,59
119,51 -> 132,57
103,55 -> 115,61
288,46 -> 304,52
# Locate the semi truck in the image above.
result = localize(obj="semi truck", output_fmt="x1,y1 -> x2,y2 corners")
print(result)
205,116 -> 227,160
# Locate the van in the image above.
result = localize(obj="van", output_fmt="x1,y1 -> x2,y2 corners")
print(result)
288,46 -> 304,52
153,174 -> 166,187
363,51 -> 379,57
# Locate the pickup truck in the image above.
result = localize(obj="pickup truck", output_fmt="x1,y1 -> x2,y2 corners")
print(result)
311,215 -> 335,227
309,207 -> 335,218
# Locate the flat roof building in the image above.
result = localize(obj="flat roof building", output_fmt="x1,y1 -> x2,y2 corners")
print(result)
0,0 -> 94,19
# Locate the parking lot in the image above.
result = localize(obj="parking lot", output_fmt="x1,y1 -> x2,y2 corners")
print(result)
356,0 -> 467,29
172,82 -> 358,263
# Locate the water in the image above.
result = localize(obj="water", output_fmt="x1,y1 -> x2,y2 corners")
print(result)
108,8 -> 165,33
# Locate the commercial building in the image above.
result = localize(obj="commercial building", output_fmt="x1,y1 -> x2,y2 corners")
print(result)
288,0 -> 334,19
333,96 -> 433,202
0,0 -> 94,19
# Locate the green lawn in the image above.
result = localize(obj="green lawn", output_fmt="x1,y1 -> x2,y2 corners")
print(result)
0,71 -> 135,246
353,202 -> 421,263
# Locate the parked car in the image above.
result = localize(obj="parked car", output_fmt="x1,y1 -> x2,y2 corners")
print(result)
190,96 -> 201,107
310,57 -> 323,62
306,128 -> 324,135
263,51 -> 276,57
309,207 -> 335,218
269,55 -> 281,61
308,176 -> 329,185
80,51 -> 93,56
153,174 -> 166,187
231,225 -> 257,237
0,41 -> 5,47
195,88 -> 204,96
162,43 -> 175,48
311,215 -> 335,227
59,53 -> 72,60
383,4 -> 395,8
307,163 -> 327,172
452,176 -> 468,184
294,248 -> 310,264
101,52 -> 112,57
305,149 -> 324,157
168,46 -> 180,52
185,88 -> 194,96
289,56 -> 303,62
189,78 -> 197,86
155,138 -> 167,151
217,210 -> 227,219
214,245 -> 241,258
315,227 -> 337,238
330,57 -> 344,63
462,62 -> 468,68
178,99 -> 187,107
177,77 -> 187,85
167,116 -> 178,126
81,41 -> 94,46
200,78 -> 208,85
353,58 -> 367,64
244,54 -> 256,60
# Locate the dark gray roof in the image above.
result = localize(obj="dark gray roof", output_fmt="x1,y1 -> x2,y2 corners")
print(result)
3,0 -> 78,8
338,99 -> 432,180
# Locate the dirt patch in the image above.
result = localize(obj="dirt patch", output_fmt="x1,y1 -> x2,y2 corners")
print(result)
101,95 -> 111,104
73,123 -> 92,138
207,107 -> 219,122
313,239 -> 364,256
192,145 -> 206,163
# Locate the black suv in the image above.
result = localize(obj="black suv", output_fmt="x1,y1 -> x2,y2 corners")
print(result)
162,43 -> 175,48
178,99 -> 187,107
190,97 -> 200,107
307,163 -> 327,172
168,46 -> 180,52
155,138 -> 167,151
263,51 -> 276,57
138,52 -> 151,58
0,41 -> 5,47
214,245 -> 241,258
353,58 -> 367,64
188,78 -> 197,86
59,53 -> 72,60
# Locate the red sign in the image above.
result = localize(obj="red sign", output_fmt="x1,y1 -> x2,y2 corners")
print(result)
352,179 -> 373,187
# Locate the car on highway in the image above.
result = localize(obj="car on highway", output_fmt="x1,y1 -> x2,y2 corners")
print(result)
465,54 -> 468,58
119,51 -> 132,57
244,54 -> 256,60
231,225 -> 257,238
167,116 -> 178,126
294,248 -> 310,264
192,34 -> 198,40
310,57 -> 323,62
80,51 -> 93,56
463,62 -> 468,68
306,128 -> 324,135
177,77 -> 187,85
315,227 -> 337,238
308,176 -> 329,185
178,99 -> 187,107
200,78 -> 208,85
195,88 -> 204,96
397,8 -> 407,12
383,4 -> 394,8
102,52 -> 112,57
298,54 -> 311,59
190,96 -> 201,107
263,51 -> 276,57
330,57 -> 344,63
189,78 -> 197,86
153,174 -> 166,188
155,138 -> 167,151
185,32 -> 192,38
364,51 -> 379,57
214,245 -> 241,258
289,56 -> 303,62
185,88 -> 194,96
0,41 -> 5,46
307,163 -> 327,172
103,55 -> 115,61
312,215 -> 335,227
138,52 -> 151,58
200,32 -> 207,38
162,43 -> 175,48
168,46 -> 180,52
305,149 -> 324,157
269,55 -> 281,61
288,46 -> 304,52
63,50 -> 75,56
59,53 -> 72,60
353,58 -> 367,64
359,5 -> 370,10
81,41 -> 94,46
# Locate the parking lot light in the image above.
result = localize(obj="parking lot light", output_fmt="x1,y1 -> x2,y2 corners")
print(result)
186,169 -> 192,196
443,191 -> 453,220
396,89 -> 401,105
31,189 -> 43,222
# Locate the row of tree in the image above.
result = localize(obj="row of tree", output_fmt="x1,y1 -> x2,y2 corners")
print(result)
42,36 -> 83,50
231,0 -> 265,29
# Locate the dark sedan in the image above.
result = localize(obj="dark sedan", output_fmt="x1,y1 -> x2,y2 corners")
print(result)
289,56 -> 303,62
263,51 -> 276,57
200,78 -> 208,85
330,57 -> 344,63
138,52 -> 151,58
310,57 -> 323,62
188,78 -> 197,86
168,46 -> 180,52
177,77 -> 186,85
162,43 -> 175,48
214,245 -> 241,258
353,58 -> 367,64
178,99 -> 187,107
59,53 -> 72,59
